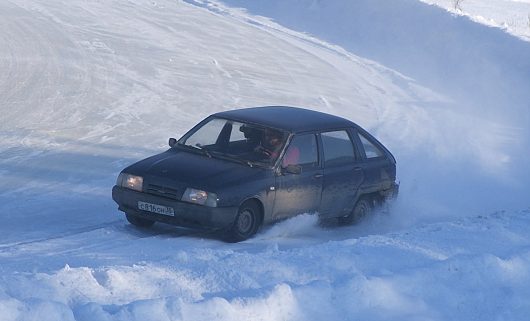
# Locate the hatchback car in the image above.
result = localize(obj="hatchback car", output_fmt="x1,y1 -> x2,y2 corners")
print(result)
112,106 -> 398,241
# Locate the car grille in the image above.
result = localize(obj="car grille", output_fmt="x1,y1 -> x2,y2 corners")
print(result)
145,184 -> 179,200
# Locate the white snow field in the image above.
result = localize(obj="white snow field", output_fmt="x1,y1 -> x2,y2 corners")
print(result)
0,0 -> 529,320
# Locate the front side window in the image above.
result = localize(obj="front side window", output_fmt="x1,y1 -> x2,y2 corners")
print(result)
282,134 -> 318,168
179,117 -> 288,166
321,130 -> 356,166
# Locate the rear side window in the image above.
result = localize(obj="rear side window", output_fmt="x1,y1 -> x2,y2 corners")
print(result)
321,130 -> 356,166
358,132 -> 384,159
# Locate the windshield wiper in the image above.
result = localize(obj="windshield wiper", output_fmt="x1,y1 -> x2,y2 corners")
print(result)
176,143 -> 212,158
194,144 -> 212,158
178,144 -> 256,167
210,152 -> 256,168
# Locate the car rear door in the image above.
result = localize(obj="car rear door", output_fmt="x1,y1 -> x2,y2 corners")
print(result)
319,129 -> 364,218
272,133 -> 322,220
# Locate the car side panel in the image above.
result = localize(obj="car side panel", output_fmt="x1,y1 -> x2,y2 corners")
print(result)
217,175 -> 278,225
272,167 -> 323,220
320,161 -> 364,218
318,130 -> 364,218
351,128 -> 397,193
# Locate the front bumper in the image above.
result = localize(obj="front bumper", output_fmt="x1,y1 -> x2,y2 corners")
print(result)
112,185 -> 238,230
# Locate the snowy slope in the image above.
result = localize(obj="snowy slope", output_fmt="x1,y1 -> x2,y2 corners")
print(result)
213,0 -> 530,213
0,0 -> 529,320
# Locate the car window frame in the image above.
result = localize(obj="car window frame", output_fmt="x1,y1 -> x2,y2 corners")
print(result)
351,128 -> 390,162
280,132 -> 321,170
177,115 -> 291,169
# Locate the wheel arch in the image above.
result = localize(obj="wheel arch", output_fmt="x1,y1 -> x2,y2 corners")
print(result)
239,197 -> 265,227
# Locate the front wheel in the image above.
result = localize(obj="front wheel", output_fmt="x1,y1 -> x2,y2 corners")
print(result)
126,213 -> 155,228
339,197 -> 371,225
226,201 -> 261,242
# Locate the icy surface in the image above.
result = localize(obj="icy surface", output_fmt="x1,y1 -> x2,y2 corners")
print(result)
0,0 -> 529,320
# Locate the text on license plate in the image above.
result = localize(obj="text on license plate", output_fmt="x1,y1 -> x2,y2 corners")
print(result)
138,201 -> 175,216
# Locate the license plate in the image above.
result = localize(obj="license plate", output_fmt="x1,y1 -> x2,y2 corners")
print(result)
138,201 -> 175,216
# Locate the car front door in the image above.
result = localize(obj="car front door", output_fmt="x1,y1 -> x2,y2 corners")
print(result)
319,129 -> 364,218
272,133 -> 322,220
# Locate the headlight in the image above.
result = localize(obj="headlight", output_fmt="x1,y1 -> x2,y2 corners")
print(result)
182,188 -> 217,207
117,173 -> 143,192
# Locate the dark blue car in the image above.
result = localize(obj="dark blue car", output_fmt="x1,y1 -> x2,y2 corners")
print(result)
112,106 -> 398,241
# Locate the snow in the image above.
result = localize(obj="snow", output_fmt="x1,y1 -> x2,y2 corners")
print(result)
0,0 -> 529,320
419,0 -> 530,41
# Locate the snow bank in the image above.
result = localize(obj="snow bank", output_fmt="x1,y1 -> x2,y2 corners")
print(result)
1,210 -> 529,320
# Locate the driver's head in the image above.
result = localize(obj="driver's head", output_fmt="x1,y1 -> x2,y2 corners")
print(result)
263,129 -> 282,150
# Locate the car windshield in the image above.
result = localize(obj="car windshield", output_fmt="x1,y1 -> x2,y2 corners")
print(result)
177,117 -> 288,166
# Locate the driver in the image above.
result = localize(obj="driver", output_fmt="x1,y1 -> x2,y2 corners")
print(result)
256,129 -> 283,159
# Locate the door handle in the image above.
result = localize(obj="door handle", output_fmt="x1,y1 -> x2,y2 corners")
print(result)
353,167 -> 364,179
313,173 -> 323,179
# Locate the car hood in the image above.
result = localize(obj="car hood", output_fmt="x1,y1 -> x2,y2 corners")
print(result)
123,149 -> 266,191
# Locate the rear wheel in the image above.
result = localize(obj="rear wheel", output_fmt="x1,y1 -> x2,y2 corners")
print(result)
339,197 -> 371,225
226,201 -> 261,242
126,213 -> 155,228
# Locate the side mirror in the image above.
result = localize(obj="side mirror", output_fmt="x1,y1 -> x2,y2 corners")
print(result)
169,138 -> 177,147
282,164 -> 302,175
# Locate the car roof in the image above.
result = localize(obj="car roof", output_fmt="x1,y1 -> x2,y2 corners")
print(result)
213,106 -> 356,133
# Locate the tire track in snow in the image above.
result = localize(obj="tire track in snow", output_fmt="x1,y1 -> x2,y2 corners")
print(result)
0,218 -> 222,261
0,220 -> 123,252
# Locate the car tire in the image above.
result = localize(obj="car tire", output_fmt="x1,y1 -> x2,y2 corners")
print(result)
226,200 -> 261,242
126,213 -> 155,228
339,197 -> 371,225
